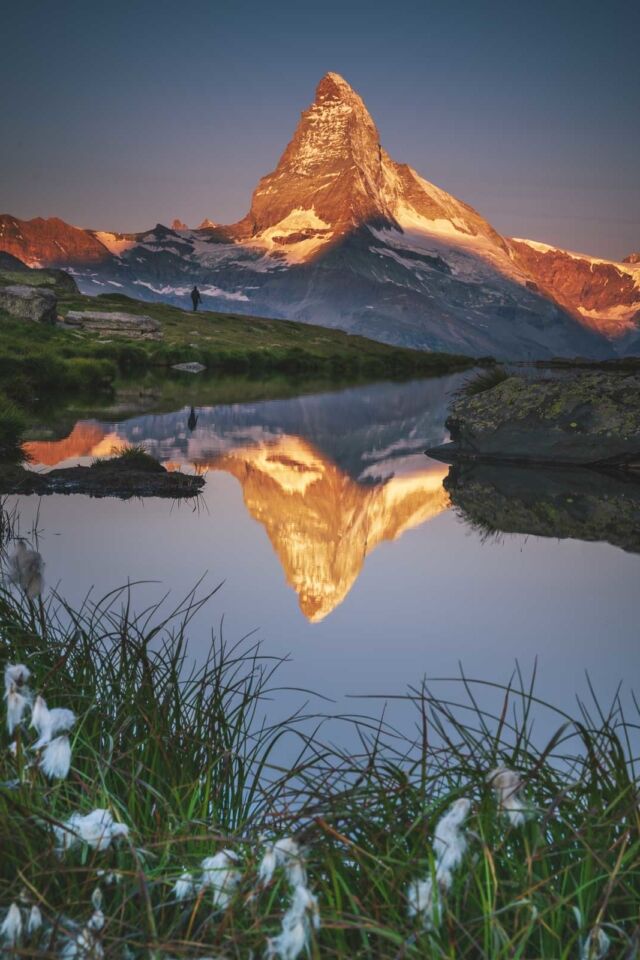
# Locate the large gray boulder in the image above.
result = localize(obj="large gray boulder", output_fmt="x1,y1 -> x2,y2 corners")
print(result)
61,310 -> 162,340
0,284 -> 57,323
428,373 -> 640,468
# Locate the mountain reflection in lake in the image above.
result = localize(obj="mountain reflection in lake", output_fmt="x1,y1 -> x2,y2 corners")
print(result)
25,378 -> 456,621
14,374 -> 639,727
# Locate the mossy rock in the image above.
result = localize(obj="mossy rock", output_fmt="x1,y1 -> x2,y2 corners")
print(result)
429,373 -> 640,467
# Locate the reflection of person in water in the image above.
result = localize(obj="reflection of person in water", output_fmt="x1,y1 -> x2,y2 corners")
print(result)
188,407 -> 198,432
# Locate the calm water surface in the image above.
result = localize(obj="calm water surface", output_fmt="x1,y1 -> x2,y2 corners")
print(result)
11,374 -> 640,736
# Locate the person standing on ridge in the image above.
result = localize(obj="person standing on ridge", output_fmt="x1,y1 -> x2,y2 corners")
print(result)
190,285 -> 202,312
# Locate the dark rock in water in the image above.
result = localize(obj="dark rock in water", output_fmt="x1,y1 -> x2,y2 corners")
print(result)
172,361 -> 206,373
444,461 -> 640,555
0,284 -> 57,323
61,310 -> 162,340
427,373 -> 640,468
0,458 -> 203,500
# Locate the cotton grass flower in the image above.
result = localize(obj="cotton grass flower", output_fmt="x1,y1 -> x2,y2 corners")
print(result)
31,694 -> 76,748
172,871 -> 196,901
4,662 -> 32,734
200,849 -> 242,909
259,837 -> 307,888
407,797 -> 471,928
581,926 -> 611,959
61,926 -> 104,959
54,808 -> 130,854
40,734 -> 72,779
1,902 -> 23,945
27,905 -> 43,935
487,767 -> 528,827
407,876 -> 439,923
266,884 -> 321,960
8,541 -> 45,598
432,797 -> 471,883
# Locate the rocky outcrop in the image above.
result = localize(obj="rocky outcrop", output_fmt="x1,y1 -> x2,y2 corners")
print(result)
0,215 -> 113,267
509,239 -> 640,340
0,284 -> 57,323
61,310 -> 162,340
445,461 -> 640,555
428,374 -> 640,468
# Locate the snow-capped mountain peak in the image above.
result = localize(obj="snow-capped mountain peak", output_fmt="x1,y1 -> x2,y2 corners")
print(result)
0,72 -> 631,359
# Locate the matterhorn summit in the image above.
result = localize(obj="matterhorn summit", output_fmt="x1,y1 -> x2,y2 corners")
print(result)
1,72 -> 633,359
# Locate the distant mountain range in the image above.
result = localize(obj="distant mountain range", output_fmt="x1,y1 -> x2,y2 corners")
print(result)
1,72 -> 638,359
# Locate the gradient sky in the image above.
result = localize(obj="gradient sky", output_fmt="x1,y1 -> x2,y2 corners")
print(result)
1,0 -> 638,259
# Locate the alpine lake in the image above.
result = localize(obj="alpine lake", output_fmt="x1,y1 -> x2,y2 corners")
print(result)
8,369 -> 639,742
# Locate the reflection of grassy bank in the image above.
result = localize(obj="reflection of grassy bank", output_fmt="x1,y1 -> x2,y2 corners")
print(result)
20,369 -> 437,446
0,397 -> 26,462
1,567 -> 637,958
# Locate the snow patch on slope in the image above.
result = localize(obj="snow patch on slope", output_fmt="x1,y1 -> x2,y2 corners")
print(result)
133,280 -> 249,301
94,232 -> 136,257
251,207 -> 334,263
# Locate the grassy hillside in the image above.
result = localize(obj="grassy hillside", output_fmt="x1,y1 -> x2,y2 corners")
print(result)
0,267 -> 474,393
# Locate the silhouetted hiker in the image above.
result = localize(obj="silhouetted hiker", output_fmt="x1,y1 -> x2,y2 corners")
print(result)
187,406 -> 198,432
190,286 -> 202,311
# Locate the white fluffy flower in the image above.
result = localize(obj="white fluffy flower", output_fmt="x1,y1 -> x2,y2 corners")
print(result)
407,876 -> 437,922
40,735 -> 72,779
262,837 -> 307,888
487,767 -> 528,827
433,797 -> 471,883
54,808 -> 129,854
173,871 -> 196,901
1,902 -> 23,945
408,797 -> 471,927
8,541 -> 45,598
61,927 -> 104,959
6,688 -> 31,734
258,842 -> 278,885
4,663 -> 31,693
27,905 -> 43,935
581,926 -> 611,960
31,695 -> 76,749
200,850 -> 241,909
267,884 -> 320,959
4,663 -> 32,734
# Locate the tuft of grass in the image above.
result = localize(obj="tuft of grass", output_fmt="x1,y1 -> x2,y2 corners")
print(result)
0,564 -> 638,958
459,366 -> 510,398
91,443 -> 164,473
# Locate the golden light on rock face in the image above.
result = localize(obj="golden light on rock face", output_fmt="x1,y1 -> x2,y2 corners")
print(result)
25,426 -> 450,622
199,436 -> 450,622
23,422 -> 112,466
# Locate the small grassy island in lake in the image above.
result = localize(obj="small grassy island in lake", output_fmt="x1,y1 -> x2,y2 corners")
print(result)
0,445 -> 204,499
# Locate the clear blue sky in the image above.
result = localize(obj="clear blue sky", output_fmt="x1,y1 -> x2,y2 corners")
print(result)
1,0 -> 638,259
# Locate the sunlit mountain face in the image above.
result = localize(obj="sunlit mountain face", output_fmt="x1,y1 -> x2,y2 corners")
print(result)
3,73 -> 634,358
24,379 -> 457,620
